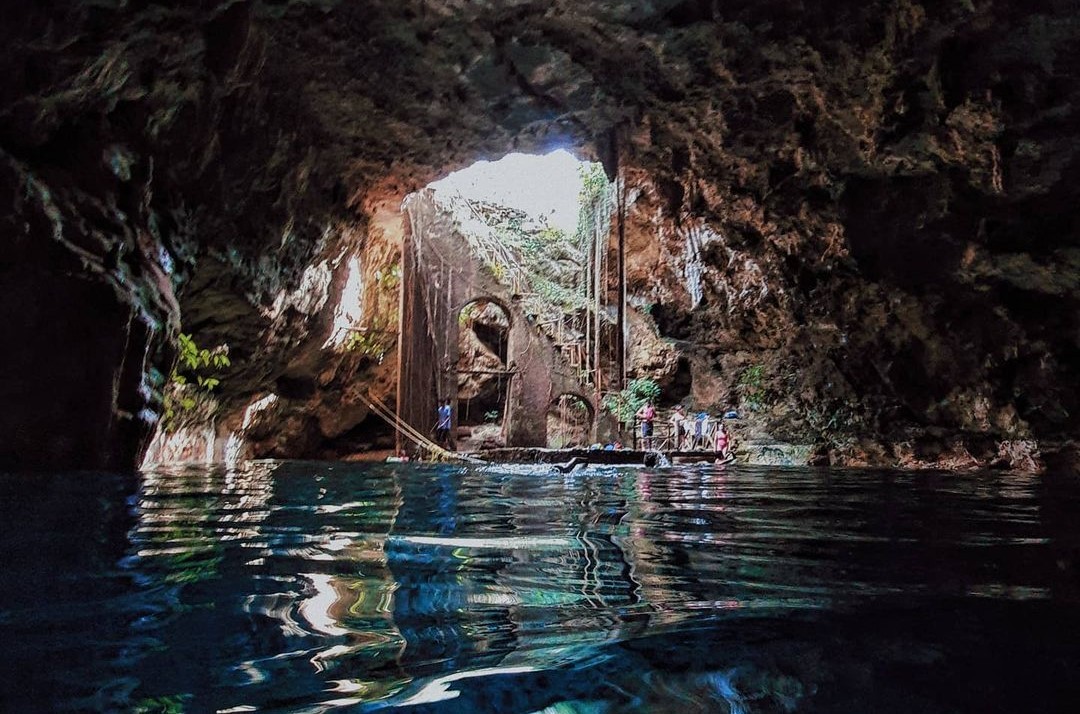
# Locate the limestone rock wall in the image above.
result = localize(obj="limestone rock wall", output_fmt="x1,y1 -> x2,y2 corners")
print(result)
3,0 -> 1078,469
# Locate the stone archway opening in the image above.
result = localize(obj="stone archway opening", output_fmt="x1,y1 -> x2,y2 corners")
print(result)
456,298 -> 512,448
547,393 -> 593,449
458,298 -> 510,365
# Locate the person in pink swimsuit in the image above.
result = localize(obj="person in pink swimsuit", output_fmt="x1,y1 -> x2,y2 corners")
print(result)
713,419 -> 732,459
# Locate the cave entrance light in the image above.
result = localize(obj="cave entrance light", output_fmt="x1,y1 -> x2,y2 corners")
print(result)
429,149 -> 587,236
398,149 -> 621,451
425,149 -> 615,390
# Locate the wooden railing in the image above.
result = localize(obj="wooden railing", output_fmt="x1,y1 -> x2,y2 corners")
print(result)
629,413 -> 729,452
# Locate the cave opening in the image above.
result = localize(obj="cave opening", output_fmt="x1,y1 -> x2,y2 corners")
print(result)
399,148 -> 620,449
421,149 -> 611,358
428,149 -> 590,237
456,298 -> 511,449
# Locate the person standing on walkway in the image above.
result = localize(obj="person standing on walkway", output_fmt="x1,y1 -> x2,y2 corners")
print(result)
669,405 -> 688,451
693,411 -> 709,450
635,400 -> 656,451
713,418 -> 732,460
435,399 -> 453,449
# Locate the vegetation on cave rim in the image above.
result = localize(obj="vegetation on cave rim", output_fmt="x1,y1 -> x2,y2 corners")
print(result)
444,162 -> 613,339
162,333 -> 230,433
603,377 -> 661,425
338,260 -> 400,360
342,307 -> 396,362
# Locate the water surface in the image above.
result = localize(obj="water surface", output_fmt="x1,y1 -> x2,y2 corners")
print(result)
2,462 -> 1080,712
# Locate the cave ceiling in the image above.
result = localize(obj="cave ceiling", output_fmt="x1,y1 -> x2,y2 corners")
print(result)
2,0 -> 1079,468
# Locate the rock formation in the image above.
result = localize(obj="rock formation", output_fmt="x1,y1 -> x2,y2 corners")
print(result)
2,0 -> 1077,471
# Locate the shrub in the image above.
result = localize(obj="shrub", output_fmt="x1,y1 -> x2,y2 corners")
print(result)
603,378 -> 661,424
737,364 -> 767,411
162,333 -> 230,432
343,329 -> 392,362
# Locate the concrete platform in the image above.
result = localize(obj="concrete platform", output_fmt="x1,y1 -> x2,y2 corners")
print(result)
468,447 -> 731,465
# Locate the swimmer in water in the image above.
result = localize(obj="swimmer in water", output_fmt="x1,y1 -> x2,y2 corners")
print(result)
552,456 -> 589,473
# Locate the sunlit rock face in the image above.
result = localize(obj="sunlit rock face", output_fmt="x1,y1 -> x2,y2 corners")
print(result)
3,0 -> 1078,468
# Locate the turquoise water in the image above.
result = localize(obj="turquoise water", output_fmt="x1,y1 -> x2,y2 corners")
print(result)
2,462 -> 1080,712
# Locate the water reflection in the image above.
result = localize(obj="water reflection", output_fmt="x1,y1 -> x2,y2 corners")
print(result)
3,463 -> 1080,712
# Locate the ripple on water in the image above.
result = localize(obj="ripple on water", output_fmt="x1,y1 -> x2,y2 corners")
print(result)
2,461 -> 1080,712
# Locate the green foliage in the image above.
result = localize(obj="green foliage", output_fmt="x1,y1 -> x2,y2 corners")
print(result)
339,305 -> 395,361
162,333 -> 230,432
375,264 -> 401,291
459,301 -> 485,326
739,364 -> 765,388
577,163 -> 610,211
343,329 -> 393,363
133,694 -> 191,714
176,332 -> 231,373
574,162 -> 612,246
603,378 -> 661,424
737,364 -> 767,411
455,161 -> 611,334
533,275 -> 587,313
484,409 -> 500,423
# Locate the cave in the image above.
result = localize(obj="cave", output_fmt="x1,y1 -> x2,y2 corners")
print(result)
2,1 -> 1077,473
7,3 -> 1080,712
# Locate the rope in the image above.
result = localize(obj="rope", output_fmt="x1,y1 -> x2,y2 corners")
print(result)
368,393 -> 467,462
362,392 -> 485,464
365,393 -> 447,456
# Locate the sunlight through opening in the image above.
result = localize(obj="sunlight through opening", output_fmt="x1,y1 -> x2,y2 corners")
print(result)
429,149 -> 588,233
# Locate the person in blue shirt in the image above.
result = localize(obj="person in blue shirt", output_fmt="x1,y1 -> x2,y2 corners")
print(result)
693,411 -> 709,449
435,399 -> 452,448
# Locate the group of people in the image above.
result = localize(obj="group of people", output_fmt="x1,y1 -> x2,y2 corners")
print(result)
431,397 -> 733,460
634,400 -> 734,458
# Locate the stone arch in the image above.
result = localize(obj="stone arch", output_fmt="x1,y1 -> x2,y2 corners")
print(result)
456,297 -> 513,440
456,297 -> 512,366
546,392 -> 595,449
453,295 -> 512,318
